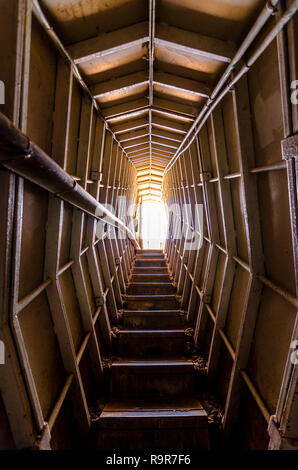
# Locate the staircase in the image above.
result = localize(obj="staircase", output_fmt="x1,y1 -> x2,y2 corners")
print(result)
96,250 -> 210,450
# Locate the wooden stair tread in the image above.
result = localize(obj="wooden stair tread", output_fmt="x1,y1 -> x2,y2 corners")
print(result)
118,329 -> 184,335
124,294 -> 176,299
111,359 -> 193,367
104,397 -> 204,412
122,309 -> 182,314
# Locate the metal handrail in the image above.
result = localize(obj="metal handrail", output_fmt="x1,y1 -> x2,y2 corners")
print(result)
164,0 -> 298,173
0,112 -> 140,249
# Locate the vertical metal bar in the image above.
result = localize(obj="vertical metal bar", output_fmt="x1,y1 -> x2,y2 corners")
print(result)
45,197 -> 90,437
223,76 -> 264,436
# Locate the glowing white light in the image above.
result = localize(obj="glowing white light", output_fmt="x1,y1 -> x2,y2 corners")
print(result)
141,201 -> 167,250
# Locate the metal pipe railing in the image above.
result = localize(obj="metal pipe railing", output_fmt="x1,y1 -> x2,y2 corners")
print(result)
0,112 -> 140,249
164,0 -> 298,173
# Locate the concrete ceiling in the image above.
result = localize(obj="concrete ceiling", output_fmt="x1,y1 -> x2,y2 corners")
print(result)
40,0 -> 264,200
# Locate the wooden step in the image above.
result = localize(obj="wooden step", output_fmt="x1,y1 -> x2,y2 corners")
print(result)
131,273 -> 171,282
135,253 -> 165,259
133,266 -> 168,274
97,398 -> 209,450
127,282 -> 175,295
111,360 -> 195,398
135,259 -> 167,268
136,250 -> 163,255
125,294 -> 178,310
122,310 -> 184,329
114,330 -> 185,357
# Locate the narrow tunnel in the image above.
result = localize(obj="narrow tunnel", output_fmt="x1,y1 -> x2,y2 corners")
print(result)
0,0 -> 297,452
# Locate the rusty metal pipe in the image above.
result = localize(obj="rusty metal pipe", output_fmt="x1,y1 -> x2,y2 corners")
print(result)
0,112 -> 140,249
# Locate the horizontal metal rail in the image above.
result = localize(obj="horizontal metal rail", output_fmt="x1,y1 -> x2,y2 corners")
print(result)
0,112 -> 140,249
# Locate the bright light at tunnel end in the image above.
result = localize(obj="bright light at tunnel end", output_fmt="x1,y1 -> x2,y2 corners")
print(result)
141,201 -> 167,250
95,197 -> 204,251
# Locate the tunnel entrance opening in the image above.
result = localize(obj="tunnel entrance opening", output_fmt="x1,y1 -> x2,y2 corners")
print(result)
140,201 -> 167,250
